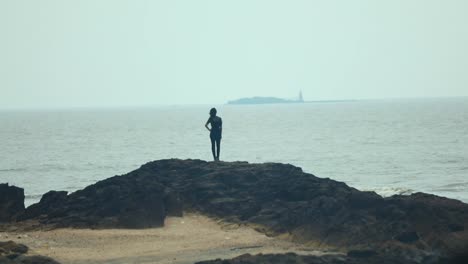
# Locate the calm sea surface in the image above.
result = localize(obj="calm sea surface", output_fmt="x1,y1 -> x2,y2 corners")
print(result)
1,98 -> 467,206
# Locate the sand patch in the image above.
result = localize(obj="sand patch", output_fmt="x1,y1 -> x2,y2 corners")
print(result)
0,214 -> 328,264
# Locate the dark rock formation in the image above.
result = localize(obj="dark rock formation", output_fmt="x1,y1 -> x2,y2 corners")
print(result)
0,241 -> 28,255
0,184 -> 25,222
0,241 -> 60,264
195,252 -> 419,264
196,252 -> 468,264
18,175 -> 182,228
18,191 -> 67,222
5,159 -> 468,262
347,249 -> 378,258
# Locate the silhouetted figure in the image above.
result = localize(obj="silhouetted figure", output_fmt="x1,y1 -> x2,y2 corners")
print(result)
205,108 -> 222,161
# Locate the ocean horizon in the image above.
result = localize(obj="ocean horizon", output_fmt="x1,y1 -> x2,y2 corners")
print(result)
1,97 -> 467,206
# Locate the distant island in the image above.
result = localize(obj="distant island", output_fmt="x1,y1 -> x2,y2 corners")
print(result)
228,91 -> 304,105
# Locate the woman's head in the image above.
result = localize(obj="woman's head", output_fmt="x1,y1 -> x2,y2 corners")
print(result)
209,108 -> 217,117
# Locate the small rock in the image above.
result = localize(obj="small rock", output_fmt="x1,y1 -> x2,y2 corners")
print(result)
347,249 -> 378,258
448,224 -> 464,232
395,231 -> 420,243
0,241 -> 28,254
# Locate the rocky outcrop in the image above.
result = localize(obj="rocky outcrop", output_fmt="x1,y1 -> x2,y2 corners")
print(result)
0,184 -> 24,222
195,252 -> 468,264
0,241 -> 60,264
4,159 -> 468,262
18,175 -> 183,228
195,252 -> 418,264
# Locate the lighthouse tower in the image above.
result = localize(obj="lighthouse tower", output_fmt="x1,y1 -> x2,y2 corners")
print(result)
298,90 -> 304,102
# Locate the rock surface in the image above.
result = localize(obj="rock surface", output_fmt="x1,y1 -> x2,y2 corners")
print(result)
195,252 -> 418,264
3,159 -> 468,262
0,241 -> 60,264
0,184 -> 24,223
195,252 -> 468,264
18,175 -> 182,228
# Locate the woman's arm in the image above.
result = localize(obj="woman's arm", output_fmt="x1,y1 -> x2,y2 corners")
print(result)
219,118 -> 222,134
205,118 -> 211,131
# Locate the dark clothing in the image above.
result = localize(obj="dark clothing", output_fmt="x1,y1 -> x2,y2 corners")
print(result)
210,132 -> 221,140
207,115 -> 222,161
207,116 -> 222,140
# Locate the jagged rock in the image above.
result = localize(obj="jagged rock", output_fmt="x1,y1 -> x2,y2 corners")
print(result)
0,241 -> 60,264
0,241 -> 28,255
194,252 -> 419,264
0,184 -> 25,222
7,159 -> 468,261
395,231 -> 419,243
6,255 -> 60,264
0,255 -> 60,264
18,191 -> 68,221
19,171 -> 183,228
347,249 -> 378,258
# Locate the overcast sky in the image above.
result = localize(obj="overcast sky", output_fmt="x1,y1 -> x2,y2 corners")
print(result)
1,0 -> 467,108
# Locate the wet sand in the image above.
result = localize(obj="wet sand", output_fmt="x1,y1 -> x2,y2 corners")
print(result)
0,214 -> 330,264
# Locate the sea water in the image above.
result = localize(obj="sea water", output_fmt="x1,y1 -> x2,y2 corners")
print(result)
1,98 -> 467,206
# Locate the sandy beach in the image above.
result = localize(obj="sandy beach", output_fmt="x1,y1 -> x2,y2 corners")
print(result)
0,214 -> 329,264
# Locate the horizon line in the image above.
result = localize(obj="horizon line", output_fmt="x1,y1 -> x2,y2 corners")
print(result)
0,95 -> 467,111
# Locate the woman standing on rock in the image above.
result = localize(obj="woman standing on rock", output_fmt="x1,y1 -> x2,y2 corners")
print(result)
205,108 -> 222,161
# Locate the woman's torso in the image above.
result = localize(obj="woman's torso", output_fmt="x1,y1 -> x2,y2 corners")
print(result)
210,116 -> 222,135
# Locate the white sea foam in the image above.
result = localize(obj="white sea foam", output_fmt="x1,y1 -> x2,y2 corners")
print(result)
363,187 -> 415,198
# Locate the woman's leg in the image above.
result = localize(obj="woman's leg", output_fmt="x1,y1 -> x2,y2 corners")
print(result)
216,138 -> 221,161
210,138 -> 216,161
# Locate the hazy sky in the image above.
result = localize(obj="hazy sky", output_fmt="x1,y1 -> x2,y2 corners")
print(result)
1,0 -> 467,108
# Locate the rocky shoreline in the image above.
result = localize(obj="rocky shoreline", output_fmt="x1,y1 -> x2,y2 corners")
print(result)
1,159 -> 467,263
